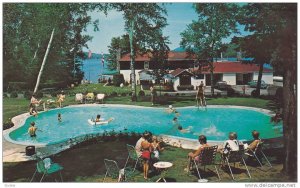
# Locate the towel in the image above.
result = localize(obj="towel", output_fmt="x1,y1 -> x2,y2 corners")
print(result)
43,158 -> 52,169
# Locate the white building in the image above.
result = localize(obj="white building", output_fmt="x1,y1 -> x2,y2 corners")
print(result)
118,52 -> 273,90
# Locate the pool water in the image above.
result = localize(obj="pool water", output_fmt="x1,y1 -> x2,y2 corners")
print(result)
8,106 -> 282,145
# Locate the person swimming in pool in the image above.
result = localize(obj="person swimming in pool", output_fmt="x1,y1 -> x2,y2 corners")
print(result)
58,113 -> 62,122
178,125 -> 192,133
28,122 -> 38,137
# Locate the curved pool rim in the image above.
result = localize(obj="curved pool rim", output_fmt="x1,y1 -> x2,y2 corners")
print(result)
3,104 -> 278,147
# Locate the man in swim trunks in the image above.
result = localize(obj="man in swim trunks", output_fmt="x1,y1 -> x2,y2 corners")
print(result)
196,81 -> 205,107
28,122 -> 38,137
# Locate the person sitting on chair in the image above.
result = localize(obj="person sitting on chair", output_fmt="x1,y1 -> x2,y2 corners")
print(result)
185,135 -> 209,172
245,130 -> 261,152
151,136 -> 164,161
57,91 -> 65,108
29,104 -> 38,117
219,132 -> 241,158
30,94 -> 42,106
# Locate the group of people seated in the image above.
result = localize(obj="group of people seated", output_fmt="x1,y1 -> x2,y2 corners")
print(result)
29,91 -> 66,117
135,131 -> 164,179
185,130 -> 262,172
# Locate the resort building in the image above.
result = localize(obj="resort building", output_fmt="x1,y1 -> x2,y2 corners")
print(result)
118,51 -> 273,90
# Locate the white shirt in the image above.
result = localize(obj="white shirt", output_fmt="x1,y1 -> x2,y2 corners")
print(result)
223,139 -> 239,154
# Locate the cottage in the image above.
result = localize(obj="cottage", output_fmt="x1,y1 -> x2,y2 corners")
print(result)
118,51 -> 273,90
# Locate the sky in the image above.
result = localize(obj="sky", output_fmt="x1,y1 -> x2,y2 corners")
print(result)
83,3 -> 251,54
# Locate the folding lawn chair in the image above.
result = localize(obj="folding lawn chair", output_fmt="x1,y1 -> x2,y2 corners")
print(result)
30,156 -> 63,182
245,141 -> 272,167
192,145 -> 220,180
123,144 -> 143,172
224,146 -> 251,180
103,159 -> 126,182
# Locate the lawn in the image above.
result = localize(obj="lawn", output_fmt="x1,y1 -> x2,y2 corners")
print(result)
3,84 -> 288,183
3,83 -> 278,126
3,139 -> 291,182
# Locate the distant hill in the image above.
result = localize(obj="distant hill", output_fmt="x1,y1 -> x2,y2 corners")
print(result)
83,52 -> 107,59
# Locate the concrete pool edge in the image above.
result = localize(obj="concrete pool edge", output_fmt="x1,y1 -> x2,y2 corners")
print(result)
3,104 -> 279,162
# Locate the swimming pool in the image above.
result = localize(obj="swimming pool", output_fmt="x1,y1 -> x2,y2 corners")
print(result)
6,105 -> 282,146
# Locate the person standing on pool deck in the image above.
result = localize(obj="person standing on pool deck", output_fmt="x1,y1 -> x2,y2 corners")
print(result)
196,81 -> 205,108
150,85 -> 156,106
28,122 -> 38,137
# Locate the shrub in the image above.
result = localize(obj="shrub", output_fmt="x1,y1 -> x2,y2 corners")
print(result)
10,91 -> 18,98
24,90 -> 32,100
113,74 -> 125,87
35,91 -> 44,98
251,89 -> 259,97
3,121 -> 14,130
177,85 -> 194,90
227,87 -> 236,97
50,91 -> 58,97
7,82 -> 29,92
121,93 -> 127,97
3,93 -> 8,98
110,91 -> 117,97
138,90 -> 145,97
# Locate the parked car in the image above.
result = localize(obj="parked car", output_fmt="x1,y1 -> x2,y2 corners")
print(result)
248,80 -> 268,89
215,81 -> 229,90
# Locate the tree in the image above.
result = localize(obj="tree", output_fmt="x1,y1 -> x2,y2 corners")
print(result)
180,3 -> 238,95
112,3 -> 169,101
236,4 -> 278,96
268,4 -> 297,179
107,34 -> 131,71
3,3 -> 107,91
238,3 -> 297,179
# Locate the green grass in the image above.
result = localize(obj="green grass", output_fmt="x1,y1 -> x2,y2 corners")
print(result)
3,83 -> 278,126
3,140 -> 292,182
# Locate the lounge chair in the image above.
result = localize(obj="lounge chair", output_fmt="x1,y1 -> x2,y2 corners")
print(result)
103,159 -> 126,182
75,93 -> 83,103
245,141 -> 272,167
123,144 -> 142,172
85,93 -> 95,103
192,145 -> 220,180
223,145 -> 251,180
30,156 -> 63,182
96,94 -> 105,103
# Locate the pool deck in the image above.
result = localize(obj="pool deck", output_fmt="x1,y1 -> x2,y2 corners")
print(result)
3,104 -> 280,163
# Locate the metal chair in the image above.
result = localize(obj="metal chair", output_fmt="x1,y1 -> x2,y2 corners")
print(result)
193,145 -> 220,180
96,94 -> 105,103
245,141 -> 272,167
103,159 -> 126,182
123,144 -> 142,172
224,146 -> 251,180
30,157 -> 63,182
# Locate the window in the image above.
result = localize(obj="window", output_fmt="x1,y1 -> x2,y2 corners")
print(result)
195,74 -> 204,79
144,61 -> 149,70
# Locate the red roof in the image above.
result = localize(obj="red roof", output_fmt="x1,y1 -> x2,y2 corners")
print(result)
119,51 -> 195,62
193,62 -> 273,73
170,68 -> 193,77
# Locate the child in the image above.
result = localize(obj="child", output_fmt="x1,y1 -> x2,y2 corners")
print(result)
95,114 -> 101,122
151,136 -> 164,160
